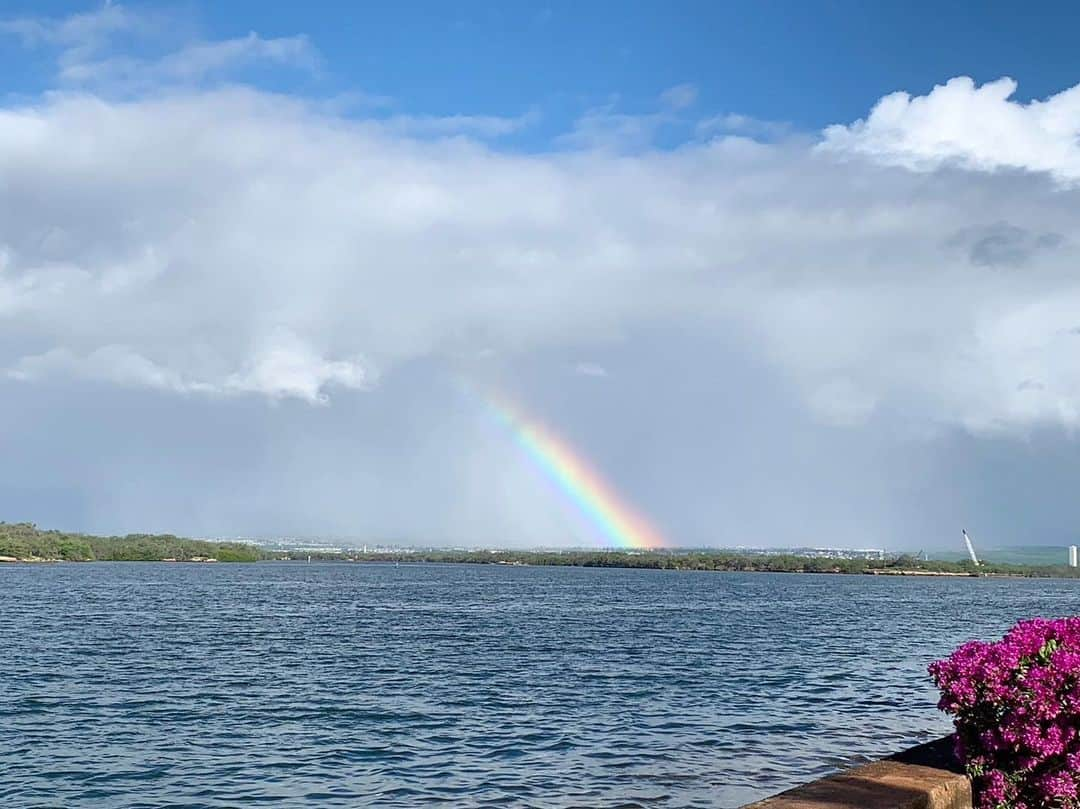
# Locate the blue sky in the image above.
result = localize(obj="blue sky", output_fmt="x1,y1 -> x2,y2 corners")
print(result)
4,1 -> 1080,144
3,2 -> 1080,550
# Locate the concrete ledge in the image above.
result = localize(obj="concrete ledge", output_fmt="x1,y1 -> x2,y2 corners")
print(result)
741,737 -> 971,809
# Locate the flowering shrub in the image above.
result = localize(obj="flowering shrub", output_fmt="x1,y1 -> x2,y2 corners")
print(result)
930,618 -> 1080,809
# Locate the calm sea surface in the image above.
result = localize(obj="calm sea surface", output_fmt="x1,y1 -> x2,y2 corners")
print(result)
2,563 -> 1079,808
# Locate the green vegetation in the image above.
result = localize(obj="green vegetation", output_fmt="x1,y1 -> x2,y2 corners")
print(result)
296,548 -> 1080,578
0,522 -> 264,562
4,520 -> 1080,578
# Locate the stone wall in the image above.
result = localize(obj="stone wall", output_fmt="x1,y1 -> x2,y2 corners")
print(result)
741,737 -> 972,809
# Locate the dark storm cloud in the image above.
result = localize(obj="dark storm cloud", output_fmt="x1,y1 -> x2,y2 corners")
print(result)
945,221 -> 1064,268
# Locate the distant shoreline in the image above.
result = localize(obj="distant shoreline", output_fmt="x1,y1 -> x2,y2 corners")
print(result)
274,550 -> 1079,579
1,557 -> 1074,580
0,554 -> 220,564
5,521 -> 1080,579
0,557 -> 1069,580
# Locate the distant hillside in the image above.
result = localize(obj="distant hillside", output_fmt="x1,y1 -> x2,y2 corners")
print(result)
931,545 -> 1077,566
0,522 -> 264,562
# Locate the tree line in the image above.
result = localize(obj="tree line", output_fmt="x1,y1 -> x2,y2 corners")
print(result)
305,548 -> 1080,578
0,522 -> 264,562
5,520 -> 1080,577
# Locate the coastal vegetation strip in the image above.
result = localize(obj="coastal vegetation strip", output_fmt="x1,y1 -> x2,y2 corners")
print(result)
4,522 -> 1080,577
320,549 -> 1080,578
0,522 -> 262,562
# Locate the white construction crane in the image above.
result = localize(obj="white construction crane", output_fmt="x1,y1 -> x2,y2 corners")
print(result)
962,529 -> 980,567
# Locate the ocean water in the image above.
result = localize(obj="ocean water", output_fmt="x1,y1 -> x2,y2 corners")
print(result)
2,563 -> 1078,808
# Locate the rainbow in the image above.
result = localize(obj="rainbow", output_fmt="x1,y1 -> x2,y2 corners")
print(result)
465,384 -> 668,550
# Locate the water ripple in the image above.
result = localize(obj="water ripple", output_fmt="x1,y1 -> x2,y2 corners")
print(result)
2,563 -> 1077,807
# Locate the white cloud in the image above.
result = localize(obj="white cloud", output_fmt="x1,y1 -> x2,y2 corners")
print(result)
4,11 -> 1080,434
560,90 -> 699,151
660,83 -> 698,110
1,4 -> 319,91
380,110 -> 537,138
821,76 -> 1080,185
1,84 -> 1079,425
573,362 -> 609,378
9,345 -> 208,393
8,334 -> 369,405
697,112 -> 792,140
0,2 -> 139,55
222,330 -> 371,403
61,32 -> 321,87
559,101 -> 668,151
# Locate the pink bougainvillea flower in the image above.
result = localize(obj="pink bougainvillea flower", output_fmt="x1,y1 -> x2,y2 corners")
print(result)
931,617 -> 1080,809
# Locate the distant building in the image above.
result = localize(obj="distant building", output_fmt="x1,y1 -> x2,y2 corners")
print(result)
1069,545 -> 1078,568
727,547 -> 888,560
